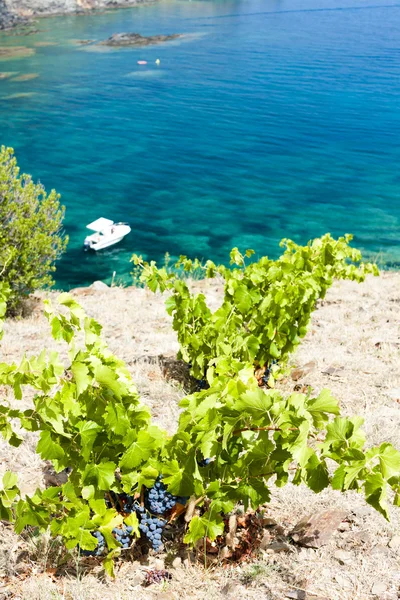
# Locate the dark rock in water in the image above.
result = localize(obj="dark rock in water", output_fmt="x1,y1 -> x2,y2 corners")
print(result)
75,39 -> 95,45
100,32 -> 181,47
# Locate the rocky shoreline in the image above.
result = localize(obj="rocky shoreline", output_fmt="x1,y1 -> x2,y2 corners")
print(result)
0,0 -> 156,31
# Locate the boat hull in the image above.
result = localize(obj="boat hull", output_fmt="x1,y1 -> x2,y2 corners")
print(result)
85,235 -> 126,251
84,223 -> 131,251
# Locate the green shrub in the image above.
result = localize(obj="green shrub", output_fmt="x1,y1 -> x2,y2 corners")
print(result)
132,234 -> 378,380
0,146 -> 68,313
0,294 -> 399,576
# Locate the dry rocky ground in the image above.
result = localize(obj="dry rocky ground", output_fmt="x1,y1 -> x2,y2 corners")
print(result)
0,272 -> 399,600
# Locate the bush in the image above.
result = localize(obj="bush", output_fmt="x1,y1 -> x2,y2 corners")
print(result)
0,146 -> 68,313
0,294 -> 399,576
132,234 -> 379,380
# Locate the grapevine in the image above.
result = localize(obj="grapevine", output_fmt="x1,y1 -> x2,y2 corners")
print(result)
132,234 -> 379,380
0,235 -> 399,579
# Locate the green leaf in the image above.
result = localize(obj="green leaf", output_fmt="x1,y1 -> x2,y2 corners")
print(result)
82,461 -> 116,491
364,473 -> 389,520
124,512 -> 140,536
103,549 -> 120,578
36,431 -> 65,461
77,421 -> 102,461
2,471 -> 18,490
307,389 -> 340,416
119,431 -> 159,471
94,364 -> 125,399
234,388 -> 274,417
184,511 -> 225,546
377,443 -> 400,480
269,342 -> 280,359
305,455 -> 329,493
234,286 -> 252,314
71,362 -> 91,396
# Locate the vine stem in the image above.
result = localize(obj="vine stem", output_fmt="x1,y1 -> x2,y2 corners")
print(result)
232,425 -> 299,435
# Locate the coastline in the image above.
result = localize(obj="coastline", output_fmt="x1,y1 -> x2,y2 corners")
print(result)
0,0 -> 157,31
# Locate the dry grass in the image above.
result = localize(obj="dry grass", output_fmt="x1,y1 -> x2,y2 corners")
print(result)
0,273 -> 399,600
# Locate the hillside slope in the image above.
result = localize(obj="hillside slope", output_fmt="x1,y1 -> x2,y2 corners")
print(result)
0,272 -> 399,599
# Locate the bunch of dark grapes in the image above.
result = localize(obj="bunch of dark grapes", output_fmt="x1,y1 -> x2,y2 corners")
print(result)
136,503 -> 166,552
145,477 -> 188,514
112,524 -> 133,549
197,457 -> 211,467
261,366 -> 271,386
106,491 -> 136,514
261,360 -> 278,386
103,478 -> 188,553
80,530 -> 106,557
144,569 -> 172,586
196,378 -> 209,391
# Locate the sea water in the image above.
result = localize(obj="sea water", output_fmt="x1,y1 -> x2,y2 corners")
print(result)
0,0 -> 399,288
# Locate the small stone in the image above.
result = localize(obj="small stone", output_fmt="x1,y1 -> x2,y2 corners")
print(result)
221,582 -> 241,597
291,361 -> 316,381
388,535 -> 400,550
89,280 -> 109,290
69,286 -> 92,296
334,550 -> 352,565
370,544 -> 390,558
290,509 -> 347,548
171,557 -> 182,568
261,517 -> 279,527
337,522 -> 350,532
371,582 -> 387,596
285,590 -> 306,600
322,366 -> 344,376
153,558 -> 165,570
219,546 -> 231,560
386,388 -> 400,401
260,530 -> 272,550
130,573 -> 144,586
334,574 -> 353,589
266,541 -> 294,553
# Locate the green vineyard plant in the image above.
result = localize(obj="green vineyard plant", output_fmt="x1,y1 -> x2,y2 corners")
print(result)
132,234 -> 378,380
0,235 -> 398,577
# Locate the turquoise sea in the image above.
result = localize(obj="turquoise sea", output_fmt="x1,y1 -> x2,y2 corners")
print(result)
0,0 -> 399,287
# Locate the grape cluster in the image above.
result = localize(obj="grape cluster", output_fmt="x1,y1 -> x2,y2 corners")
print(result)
106,491 -> 136,514
196,378 -> 209,391
198,457 -> 211,467
261,361 -> 278,386
112,524 -> 133,549
145,477 -> 188,514
261,366 -> 271,386
103,477 -> 188,554
136,504 -> 166,551
80,530 -> 105,557
144,568 -> 172,586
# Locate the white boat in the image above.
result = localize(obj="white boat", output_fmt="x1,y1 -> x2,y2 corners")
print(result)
84,217 -> 131,251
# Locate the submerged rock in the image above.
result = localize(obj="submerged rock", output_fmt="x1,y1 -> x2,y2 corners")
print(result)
73,39 -> 95,45
0,71 -> 18,79
0,46 -> 35,60
11,72 -> 39,81
100,32 -> 180,48
3,91 -> 38,99
34,41 -> 57,47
